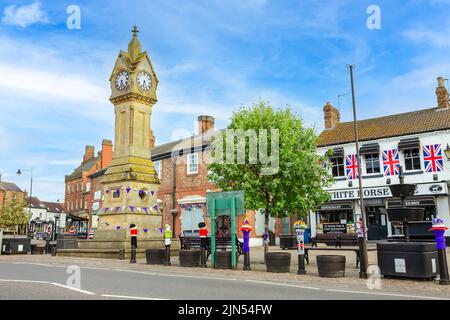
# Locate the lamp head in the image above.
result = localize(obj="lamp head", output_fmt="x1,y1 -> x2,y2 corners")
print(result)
16,169 -> 22,175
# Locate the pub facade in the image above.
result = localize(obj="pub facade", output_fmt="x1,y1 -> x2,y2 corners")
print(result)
311,77 -> 450,241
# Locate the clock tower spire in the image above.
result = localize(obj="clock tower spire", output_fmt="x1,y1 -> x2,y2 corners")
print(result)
94,26 -> 162,245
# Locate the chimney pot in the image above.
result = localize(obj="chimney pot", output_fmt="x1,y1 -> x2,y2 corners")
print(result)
323,102 -> 340,130
436,76 -> 449,109
198,115 -> 215,134
83,145 -> 95,162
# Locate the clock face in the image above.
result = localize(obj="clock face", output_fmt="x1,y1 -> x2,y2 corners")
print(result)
115,71 -> 129,90
137,71 -> 152,91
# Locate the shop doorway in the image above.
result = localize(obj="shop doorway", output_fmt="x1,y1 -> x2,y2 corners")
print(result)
366,206 -> 388,240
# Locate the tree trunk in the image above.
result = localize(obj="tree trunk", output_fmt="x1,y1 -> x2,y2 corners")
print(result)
264,207 -> 269,263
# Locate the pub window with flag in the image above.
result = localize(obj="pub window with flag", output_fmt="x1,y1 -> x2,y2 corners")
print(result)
404,148 -> 421,171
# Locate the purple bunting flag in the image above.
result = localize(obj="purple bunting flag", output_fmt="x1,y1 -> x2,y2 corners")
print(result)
151,191 -> 154,196
115,206 -> 121,213
126,187 -> 131,193
129,206 -> 134,213
154,205 -> 158,211
143,207 -> 149,215
143,228 -> 148,233
158,228 -> 163,233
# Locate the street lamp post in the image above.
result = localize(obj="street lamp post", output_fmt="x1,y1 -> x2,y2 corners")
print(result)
347,65 -> 369,279
17,168 -> 33,235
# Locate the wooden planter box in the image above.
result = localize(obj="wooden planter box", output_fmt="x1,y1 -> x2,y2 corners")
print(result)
31,244 -> 45,255
265,252 -> 291,273
215,251 -> 239,269
145,248 -> 166,265
317,255 -> 346,277
179,250 -> 200,267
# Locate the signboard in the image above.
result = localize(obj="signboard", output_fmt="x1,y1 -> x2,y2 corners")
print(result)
323,223 -> 347,234
59,213 -> 66,228
328,182 -> 448,201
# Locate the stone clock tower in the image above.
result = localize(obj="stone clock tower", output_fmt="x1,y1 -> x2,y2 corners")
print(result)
90,26 -> 162,245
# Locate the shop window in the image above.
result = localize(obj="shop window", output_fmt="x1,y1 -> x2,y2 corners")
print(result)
404,148 -> 421,171
85,182 -> 91,193
365,153 -> 380,174
330,157 -> 345,177
187,153 -> 198,174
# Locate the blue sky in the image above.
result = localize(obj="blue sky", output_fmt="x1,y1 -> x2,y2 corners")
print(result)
0,0 -> 449,201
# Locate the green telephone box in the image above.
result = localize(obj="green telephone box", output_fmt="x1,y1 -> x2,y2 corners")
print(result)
206,190 -> 244,268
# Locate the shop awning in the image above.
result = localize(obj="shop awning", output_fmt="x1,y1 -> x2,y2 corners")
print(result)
388,197 -> 435,207
68,214 -> 89,221
318,202 -> 353,211
398,137 -> 420,150
359,143 -> 380,155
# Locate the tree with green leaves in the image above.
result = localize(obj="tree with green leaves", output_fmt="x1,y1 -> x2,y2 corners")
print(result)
0,199 -> 31,235
208,100 -> 334,257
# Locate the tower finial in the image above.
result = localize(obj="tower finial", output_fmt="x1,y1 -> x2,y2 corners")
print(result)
132,25 -> 139,37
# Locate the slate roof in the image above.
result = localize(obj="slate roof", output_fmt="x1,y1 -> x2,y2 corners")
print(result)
151,130 -> 222,160
0,181 -> 23,193
28,197 -> 47,209
65,156 -> 99,181
42,201 -> 64,213
317,107 -> 450,147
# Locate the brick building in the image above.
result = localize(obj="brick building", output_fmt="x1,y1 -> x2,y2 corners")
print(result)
0,177 -> 25,211
64,139 -> 112,235
311,76 -> 450,241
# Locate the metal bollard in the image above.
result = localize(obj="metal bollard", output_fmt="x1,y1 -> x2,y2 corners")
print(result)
164,245 -> 171,266
130,244 -> 137,263
430,217 -> 450,285
51,246 -> 57,256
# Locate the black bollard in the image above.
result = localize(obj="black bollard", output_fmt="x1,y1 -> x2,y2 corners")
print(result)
51,246 -> 57,256
437,248 -> 450,285
200,246 -> 207,268
243,251 -> 251,271
130,244 -> 137,263
164,245 -> 171,266
297,254 -> 306,275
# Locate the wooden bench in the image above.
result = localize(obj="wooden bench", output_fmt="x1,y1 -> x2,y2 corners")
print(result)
311,233 -> 340,248
304,247 -> 377,268
311,233 -> 358,248
179,235 -> 244,259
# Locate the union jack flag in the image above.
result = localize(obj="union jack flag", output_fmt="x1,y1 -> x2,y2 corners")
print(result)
382,149 -> 400,176
422,144 -> 444,172
345,154 -> 359,180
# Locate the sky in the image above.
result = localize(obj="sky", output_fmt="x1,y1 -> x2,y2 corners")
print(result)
0,0 -> 449,202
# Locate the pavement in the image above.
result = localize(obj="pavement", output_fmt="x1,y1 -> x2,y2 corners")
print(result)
0,245 -> 449,300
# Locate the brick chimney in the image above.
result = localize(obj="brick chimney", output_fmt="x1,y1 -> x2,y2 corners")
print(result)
198,115 -> 215,134
436,76 -> 449,109
150,129 -> 156,148
323,102 -> 340,130
83,145 -> 95,162
100,139 -> 113,169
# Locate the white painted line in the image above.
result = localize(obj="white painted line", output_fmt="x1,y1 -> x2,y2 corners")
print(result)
112,268 -> 237,281
0,278 -> 49,284
50,283 -> 96,295
7,262 -> 62,268
325,288 -> 448,300
245,279 -> 321,290
101,294 -> 167,300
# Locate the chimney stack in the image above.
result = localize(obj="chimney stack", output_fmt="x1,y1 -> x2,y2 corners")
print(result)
323,102 -> 340,130
149,129 -> 156,148
198,115 -> 215,134
100,139 -> 113,169
436,76 -> 449,109
83,145 -> 95,162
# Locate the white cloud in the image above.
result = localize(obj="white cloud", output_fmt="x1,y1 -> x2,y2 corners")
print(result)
1,2 -> 49,28
404,28 -> 450,48
48,160 -> 81,166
